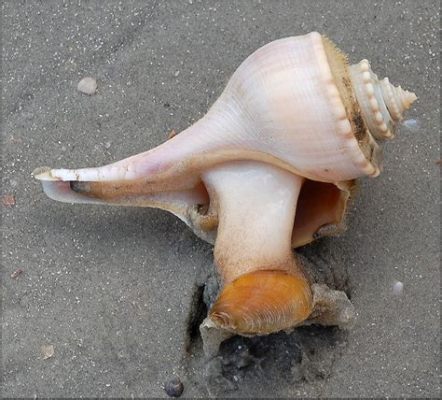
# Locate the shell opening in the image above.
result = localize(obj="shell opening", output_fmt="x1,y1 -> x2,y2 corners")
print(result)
292,179 -> 355,247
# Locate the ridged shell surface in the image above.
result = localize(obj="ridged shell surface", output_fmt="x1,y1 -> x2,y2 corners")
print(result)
192,32 -> 379,183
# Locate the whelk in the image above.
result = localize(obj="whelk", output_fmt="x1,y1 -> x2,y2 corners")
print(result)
34,33 -> 416,341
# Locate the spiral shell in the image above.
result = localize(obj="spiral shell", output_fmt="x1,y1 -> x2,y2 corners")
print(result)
350,59 -> 417,140
33,32 -> 417,337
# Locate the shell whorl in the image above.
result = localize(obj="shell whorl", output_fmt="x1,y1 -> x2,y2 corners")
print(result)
380,77 -> 418,121
349,60 -> 417,140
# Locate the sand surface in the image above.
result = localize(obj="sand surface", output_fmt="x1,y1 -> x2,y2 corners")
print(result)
2,1 -> 439,398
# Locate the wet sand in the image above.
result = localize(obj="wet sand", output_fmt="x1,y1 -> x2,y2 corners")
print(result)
2,1 -> 439,397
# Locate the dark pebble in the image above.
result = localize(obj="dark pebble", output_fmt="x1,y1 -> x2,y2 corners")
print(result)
164,376 -> 184,398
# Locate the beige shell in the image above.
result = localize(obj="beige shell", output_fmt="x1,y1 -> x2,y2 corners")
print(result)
34,32 -> 417,336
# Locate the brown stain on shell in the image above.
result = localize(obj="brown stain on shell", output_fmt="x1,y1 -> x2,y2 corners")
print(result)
322,36 -> 381,173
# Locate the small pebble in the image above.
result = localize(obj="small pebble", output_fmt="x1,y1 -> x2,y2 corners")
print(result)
77,77 -> 97,95
392,280 -> 404,296
401,118 -> 421,132
40,344 -> 55,360
164,376 -> 184,398
1,194 -> 16,207
10,268 -> 23,279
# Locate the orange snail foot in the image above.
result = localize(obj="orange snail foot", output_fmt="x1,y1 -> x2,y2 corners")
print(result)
209,270 -> 313,335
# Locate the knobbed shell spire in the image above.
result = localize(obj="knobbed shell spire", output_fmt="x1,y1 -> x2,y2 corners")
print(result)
350,59 -> 417,139
33,32 -> 417,337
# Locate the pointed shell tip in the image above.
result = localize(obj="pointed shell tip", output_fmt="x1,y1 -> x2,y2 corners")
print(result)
403,90 -> 417,108
32,166 -> 56,181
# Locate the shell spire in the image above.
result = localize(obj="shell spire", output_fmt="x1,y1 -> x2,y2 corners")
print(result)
349,59 -> 417,140
380,78 -> 417,121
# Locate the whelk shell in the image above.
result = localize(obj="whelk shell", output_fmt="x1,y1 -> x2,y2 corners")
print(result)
34,32 -> 416,339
